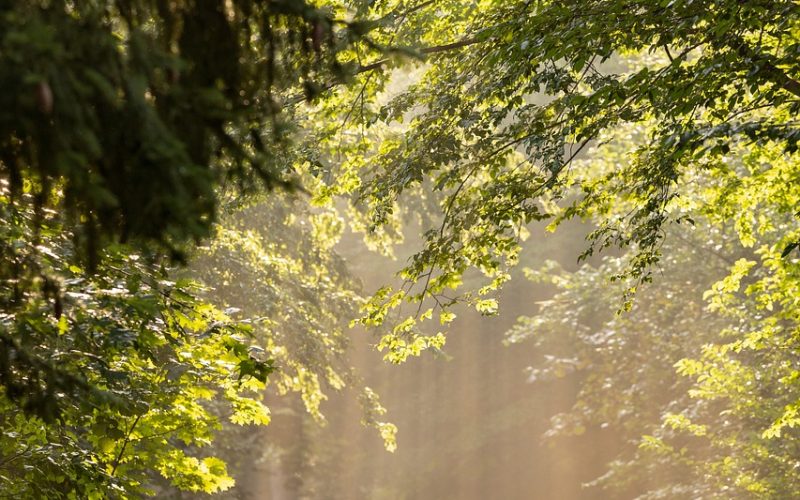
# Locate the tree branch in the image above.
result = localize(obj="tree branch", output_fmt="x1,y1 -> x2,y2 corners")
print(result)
110,413 -> 143,476
760,60 -> 800,98
730,35 -> 800,98
356,37 -> 482,74
375,0 -> 437,24
284,36 -> 484,107
0,444 -> 30,471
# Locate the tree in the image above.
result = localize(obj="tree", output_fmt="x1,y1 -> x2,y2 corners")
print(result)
3,0 -> 800,496
0,0 -> 385,262
0,191 -> 274,496
504,122 -> 800,498
303,1 -> 800,496
0,0 -> 395,495
313,0 -> 799,331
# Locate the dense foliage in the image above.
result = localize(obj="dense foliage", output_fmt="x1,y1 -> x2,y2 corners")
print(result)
0,186 -> 274,496
2,0 -> 800,497
319,0 -> 800,332
506,126 -> 800,498
0,0 -> 392,495
0,0 -> 353,260
308,1 -> 800,497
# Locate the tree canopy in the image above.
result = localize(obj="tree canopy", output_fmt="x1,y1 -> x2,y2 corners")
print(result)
2,0 -> 800,497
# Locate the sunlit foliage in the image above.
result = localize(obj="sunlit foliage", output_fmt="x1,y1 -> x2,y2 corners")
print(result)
0,0 -> 391,495
318,0 -> 800,347
505,126 -> 800,497
0,185 -> 272,496
2,0 -> 800,497
310,1 -> 800,497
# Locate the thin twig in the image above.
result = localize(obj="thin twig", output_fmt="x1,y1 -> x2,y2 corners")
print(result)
110,413 -> 143,476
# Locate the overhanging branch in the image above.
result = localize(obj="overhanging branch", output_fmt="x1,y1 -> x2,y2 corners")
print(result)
284,36 -> 483,107
730,36 -> 800,99
355,37 -> 482,74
